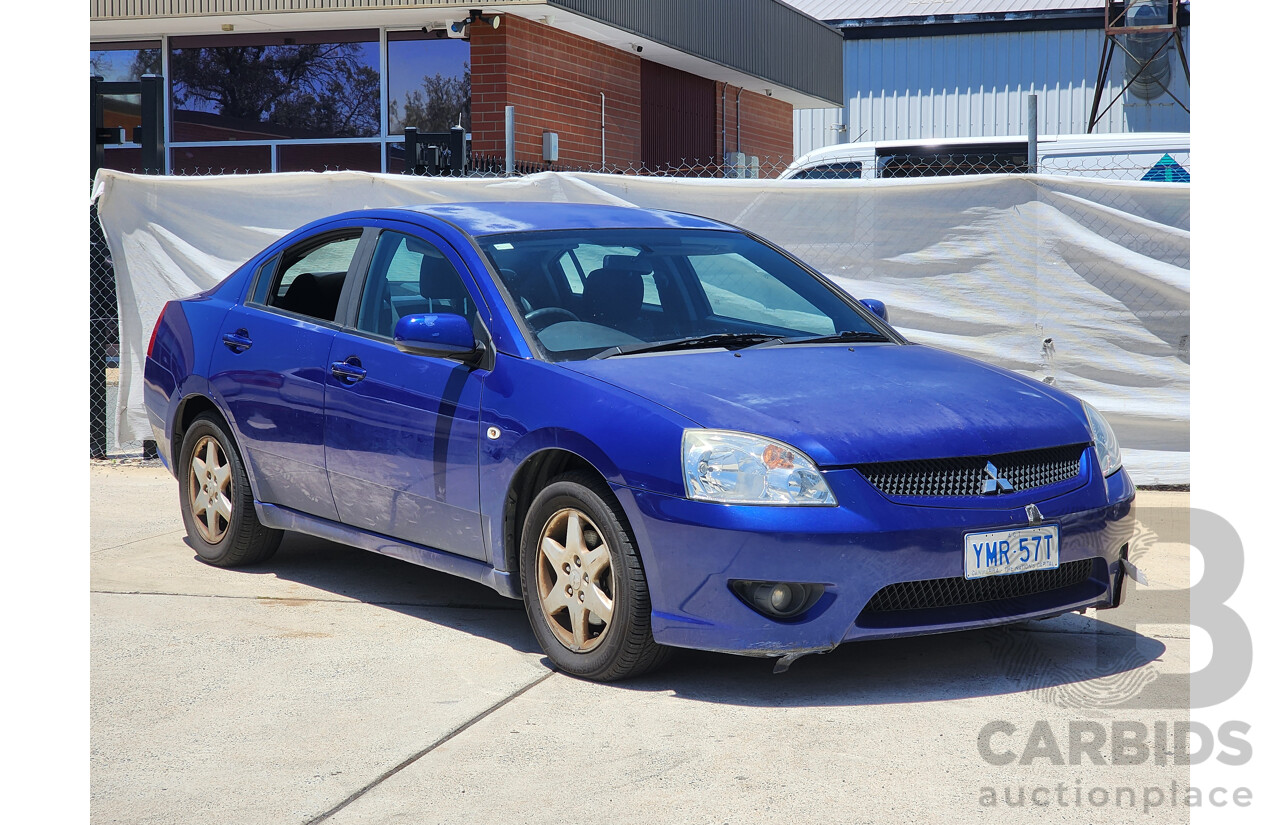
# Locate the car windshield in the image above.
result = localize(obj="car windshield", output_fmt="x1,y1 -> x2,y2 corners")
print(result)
477,228 -> 891,361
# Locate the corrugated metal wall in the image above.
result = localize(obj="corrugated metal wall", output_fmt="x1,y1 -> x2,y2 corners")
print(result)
839,27 -> 1189,141
793,107 -> 846,156
550,0 -> 844,105
641,61 -> 717,169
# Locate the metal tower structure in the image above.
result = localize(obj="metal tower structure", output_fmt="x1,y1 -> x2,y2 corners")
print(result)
1087,1 -> 1190,133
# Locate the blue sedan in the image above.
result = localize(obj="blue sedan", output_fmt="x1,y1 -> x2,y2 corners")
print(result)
144,202 -> 1135,680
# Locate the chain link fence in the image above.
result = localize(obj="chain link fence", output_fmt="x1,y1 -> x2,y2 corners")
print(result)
90,196 -> 124,459
90,149 -> 1188,459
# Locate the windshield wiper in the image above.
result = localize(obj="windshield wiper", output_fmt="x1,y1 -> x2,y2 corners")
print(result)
754,330 -> 891,348
592,332 -> 786,359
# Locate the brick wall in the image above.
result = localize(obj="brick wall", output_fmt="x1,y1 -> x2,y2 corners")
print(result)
470,14 -> 642,169
470,14 -> 794,174
716,82 -> 795,176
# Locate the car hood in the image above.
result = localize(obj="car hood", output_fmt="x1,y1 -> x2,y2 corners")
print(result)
561,343 -> 1092,467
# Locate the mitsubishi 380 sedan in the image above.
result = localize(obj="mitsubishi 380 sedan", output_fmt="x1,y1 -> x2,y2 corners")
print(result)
144,201 -> 1136,681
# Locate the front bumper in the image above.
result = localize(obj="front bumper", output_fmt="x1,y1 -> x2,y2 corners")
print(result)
614,458 -> 1136,657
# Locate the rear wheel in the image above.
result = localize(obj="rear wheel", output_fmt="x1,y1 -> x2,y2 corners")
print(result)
178,413 -> 281,567
520,471 -> 669,681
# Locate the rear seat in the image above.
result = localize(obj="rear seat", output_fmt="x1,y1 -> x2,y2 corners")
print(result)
277,271 -> 345,321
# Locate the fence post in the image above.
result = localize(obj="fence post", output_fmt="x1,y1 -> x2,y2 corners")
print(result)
450,124 -> 466,175
404,127 -> 418,174
504,106 -> 515,176
140,74 -> 165,174
1027,93 -> 1038,174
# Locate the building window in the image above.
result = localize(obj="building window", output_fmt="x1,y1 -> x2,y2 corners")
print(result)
169,30 -> 380,142
387,32 -> 471,135
90,41 -> 161,172
91,42 -> 161,83
94,29 -> 473,174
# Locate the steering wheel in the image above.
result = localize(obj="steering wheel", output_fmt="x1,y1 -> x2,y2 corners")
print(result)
525,307 -> 580,330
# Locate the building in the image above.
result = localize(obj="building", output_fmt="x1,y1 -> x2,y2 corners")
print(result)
90,0 -> 843,177
786,1 -> 1190,155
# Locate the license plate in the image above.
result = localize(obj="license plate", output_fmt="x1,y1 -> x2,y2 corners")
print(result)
963,525 -> 1060,580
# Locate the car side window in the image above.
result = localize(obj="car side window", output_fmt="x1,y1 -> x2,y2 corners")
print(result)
265,233 -> 362,322
357,231 -> 477,339
249,255 -> 279,306
792,161 -> 862,180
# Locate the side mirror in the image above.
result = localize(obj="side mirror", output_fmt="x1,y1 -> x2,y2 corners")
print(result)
860,298 -> 889,323
394,313 -> 481,360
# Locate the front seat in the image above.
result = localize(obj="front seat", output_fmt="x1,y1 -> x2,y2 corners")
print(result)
419,249 -> 472,319
582,267 -> 644,333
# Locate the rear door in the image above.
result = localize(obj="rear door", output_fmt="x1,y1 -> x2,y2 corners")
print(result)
208,227 -> 371,520
322,225 -> 489,560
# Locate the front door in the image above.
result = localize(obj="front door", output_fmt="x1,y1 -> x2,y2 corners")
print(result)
323,227 -> 488,560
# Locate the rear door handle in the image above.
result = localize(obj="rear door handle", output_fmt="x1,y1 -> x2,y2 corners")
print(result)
330,358 -> 367,384
222,330 -> 253,352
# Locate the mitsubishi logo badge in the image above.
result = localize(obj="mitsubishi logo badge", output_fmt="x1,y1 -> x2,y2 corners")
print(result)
982,461 -> 1014,495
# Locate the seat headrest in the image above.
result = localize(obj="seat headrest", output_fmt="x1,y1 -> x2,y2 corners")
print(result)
419,251 -> 470,317
582,267 -> 644,327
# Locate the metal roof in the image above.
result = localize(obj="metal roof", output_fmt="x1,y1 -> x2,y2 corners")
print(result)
780,1 -> 1104,22
548,0 -> 843,106
91,1 -> 843,107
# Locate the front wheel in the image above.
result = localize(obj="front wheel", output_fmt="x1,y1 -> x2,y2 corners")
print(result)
520,472 -> 669,681
178,413 -> 281,567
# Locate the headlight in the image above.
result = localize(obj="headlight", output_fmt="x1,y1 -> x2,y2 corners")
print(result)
682,430 -> 836,506
1082,401 -> 1122,477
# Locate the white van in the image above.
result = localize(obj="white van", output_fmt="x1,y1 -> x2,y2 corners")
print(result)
781,132 -> 1190,182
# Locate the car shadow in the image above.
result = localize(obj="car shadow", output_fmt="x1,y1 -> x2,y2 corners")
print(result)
191,532 -> 1170,708
620,618 -> 1170,708
184,532 -> 542,657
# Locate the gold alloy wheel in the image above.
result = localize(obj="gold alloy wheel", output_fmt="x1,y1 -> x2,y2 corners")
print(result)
188,435 -> 234,544
535,507 -> 616,652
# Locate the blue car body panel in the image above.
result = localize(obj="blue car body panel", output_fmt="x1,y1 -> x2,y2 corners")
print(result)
144,202 -> 1136,658
209,305 -> 341,520
562,343 -> 1093,467
324,327 -> 488,560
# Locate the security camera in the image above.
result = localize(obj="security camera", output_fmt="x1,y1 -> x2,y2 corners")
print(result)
631,43 -> 643,54
446,9 -> 499,38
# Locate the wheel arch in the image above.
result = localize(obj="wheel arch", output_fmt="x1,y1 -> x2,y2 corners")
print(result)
171,394 -> 262,500
500,447 -> 638,581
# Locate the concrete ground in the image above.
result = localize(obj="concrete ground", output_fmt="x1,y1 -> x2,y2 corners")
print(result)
92,464 -> 1192,824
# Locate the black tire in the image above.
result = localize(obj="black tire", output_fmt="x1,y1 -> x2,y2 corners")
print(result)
178,413 -> 282,567
520,471 -> 670,681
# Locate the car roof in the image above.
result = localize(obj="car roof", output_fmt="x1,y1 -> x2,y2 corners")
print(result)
788,131 -> 1191,169
334,201 -> 734,237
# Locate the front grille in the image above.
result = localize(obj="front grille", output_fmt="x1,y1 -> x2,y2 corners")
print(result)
856,443 -> 1087,498
861,559 -> 1095,614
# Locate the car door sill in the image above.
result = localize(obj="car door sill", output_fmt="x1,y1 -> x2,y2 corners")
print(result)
255,502 -> 520,599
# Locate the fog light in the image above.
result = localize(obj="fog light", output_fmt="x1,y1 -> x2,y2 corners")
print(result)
768,583 -> 794,611
732,580 -> 824,620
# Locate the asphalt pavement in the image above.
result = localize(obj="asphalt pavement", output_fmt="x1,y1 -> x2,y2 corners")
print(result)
91,463 -> 1192,824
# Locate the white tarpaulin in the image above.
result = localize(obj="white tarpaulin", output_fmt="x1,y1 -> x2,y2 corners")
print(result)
92,169 -> 1189,484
